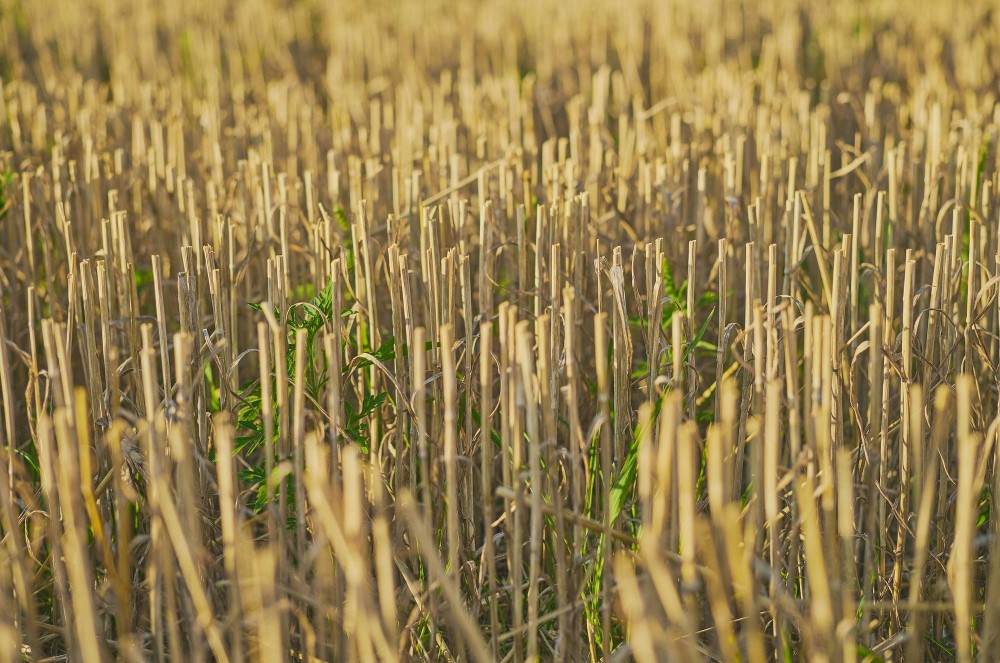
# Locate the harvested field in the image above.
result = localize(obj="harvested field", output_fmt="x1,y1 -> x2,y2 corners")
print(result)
1,0 -> 1000,660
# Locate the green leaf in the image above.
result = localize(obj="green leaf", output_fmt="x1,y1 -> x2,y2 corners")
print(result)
204,364 -> 221,413
696,408 -> 715,425
976,140 -> 990,194
372,336 -> 396,362
470,407 -> 503,449
0,171 -> 12,221
15,442 -> 40,480
134,267 -> 154,292
334,205 -> 351,232
978,484 -> 991,528
682,307 -> 716,363
661,257 -> 677,297
238,464 -> 294,514
237,465 -> 265,485
698,290 -> 719,307
253,481 -> 270,512
359,391 -> 389,419
609,402 -> 660,528
234,433 -> 264,454
630,360 -> 650,381
354,336 -> 396,371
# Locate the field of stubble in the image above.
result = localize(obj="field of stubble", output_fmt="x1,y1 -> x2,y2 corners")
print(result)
1,0 -> 1000,661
